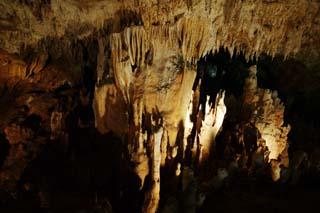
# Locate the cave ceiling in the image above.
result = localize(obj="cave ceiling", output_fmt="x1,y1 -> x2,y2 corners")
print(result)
0,0 -> 319,63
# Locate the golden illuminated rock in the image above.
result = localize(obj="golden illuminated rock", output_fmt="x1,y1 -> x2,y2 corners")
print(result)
0,0 -> 319,61
243,65 -> 290,162
198,91 -> 226,165
0,0 -> 319,211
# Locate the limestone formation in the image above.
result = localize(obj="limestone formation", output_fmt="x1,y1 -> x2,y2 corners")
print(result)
1,0 -> 319,61
198,91 -> 226,165
0,0 -> 319,212
243,65 -> 290,162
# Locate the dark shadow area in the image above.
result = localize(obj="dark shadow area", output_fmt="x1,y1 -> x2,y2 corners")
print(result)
201,179 -> 320,213
8,127 -> 142,213
0,133 -> 9,168
257,55 -> 320,154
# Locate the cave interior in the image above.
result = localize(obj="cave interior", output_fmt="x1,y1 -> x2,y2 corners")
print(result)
0,1 -> 320,213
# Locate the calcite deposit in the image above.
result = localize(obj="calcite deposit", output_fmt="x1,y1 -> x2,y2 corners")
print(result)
243,65 -> 290,163
0,0 -> 320,212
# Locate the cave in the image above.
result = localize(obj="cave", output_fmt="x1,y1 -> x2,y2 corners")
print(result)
0,1 -> 320,213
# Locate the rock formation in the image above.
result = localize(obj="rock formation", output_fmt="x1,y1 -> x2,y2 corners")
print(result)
198,91 -> 226,165
0,0 -> 320,212
243,65 -> 290,164
242,65 -> 291,181
1,0 -> 319,60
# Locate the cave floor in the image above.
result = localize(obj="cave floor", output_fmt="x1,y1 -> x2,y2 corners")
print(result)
0,130 -> 319,213
1,176 -> 319,213
201,178 -> 320,213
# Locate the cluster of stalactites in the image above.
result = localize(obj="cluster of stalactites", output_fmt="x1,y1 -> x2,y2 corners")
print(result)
107,7 -> 317,77
142,0 -> 317,60
105,0 -> 318,70
1,0 -> 318,62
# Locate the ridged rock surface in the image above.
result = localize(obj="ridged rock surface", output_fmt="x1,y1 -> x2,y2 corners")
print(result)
0,0 -> 319,61
0,0 -> 319,212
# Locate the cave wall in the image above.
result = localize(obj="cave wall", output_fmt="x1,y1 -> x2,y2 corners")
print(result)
0,0 -> 320,212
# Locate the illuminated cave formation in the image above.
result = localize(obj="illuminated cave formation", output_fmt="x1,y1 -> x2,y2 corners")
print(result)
0,0 -> 320,212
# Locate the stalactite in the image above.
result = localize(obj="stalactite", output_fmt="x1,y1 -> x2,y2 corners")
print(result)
0,0 -> 318,63
198,91 -> 226,165
131,119 -> 149,190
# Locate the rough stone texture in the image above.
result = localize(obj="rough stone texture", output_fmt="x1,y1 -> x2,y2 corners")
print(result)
243,65 -> 290,163
0,0 -> 319,211
198,91 -> 226,165
0,48 -> 84,190
0,0 -> 319,61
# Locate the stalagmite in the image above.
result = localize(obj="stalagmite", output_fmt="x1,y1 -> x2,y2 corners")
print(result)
132,130 -> 149,190
143,126 -> 163,213
198,96 -> 215,164
212,91 -> 227,143
243,65 -> 290,162
198,91 -> 227,165
241,65 -> 292,181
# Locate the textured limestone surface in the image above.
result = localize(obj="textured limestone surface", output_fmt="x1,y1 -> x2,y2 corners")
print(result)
243,65 -> 290,162
0,0 -> 319,212
1,0 -> 319,61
